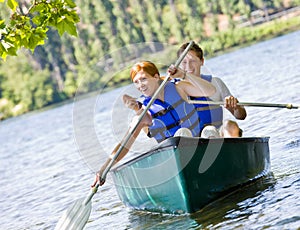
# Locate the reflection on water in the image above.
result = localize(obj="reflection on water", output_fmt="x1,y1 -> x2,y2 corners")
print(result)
123,174 -> 277,229
193,174 -> 277,229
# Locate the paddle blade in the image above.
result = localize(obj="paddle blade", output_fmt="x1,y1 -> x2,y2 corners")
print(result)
55,197 -> 92,230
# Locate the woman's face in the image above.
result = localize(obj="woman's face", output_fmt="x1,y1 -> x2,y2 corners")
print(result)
180,50 -> 203,76
133,71 -> 160,97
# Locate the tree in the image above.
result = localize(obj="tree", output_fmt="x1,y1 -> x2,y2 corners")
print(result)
0,52 -> 53,116
0,0 -> 80,60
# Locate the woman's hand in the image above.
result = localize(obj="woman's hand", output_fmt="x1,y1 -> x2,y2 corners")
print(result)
91,169 -> 106,187
122,94 -> 141,111
129,112 -> 152,130
91,158 -> 112,187
167,64 -> 186,79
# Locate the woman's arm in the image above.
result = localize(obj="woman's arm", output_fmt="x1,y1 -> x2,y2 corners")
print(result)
168,65 -> 215,97
91,111 -> 152,187
181,72 -> 216,97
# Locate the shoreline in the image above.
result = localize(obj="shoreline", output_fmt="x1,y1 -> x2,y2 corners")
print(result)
1,17 -> 300,121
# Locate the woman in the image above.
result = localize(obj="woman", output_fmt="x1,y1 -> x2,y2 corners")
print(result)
92,61 -> 215,186
130,61 -> 216,142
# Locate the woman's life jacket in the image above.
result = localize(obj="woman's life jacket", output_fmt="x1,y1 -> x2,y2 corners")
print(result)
139,82 -> 200,143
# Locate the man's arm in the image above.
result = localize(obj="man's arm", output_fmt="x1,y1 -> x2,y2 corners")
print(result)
213,77 -> 247,120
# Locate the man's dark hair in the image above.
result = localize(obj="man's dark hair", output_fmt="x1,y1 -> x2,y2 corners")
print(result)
177,42 -> 204,60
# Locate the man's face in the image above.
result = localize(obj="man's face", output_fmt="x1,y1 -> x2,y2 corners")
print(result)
180,50 -> 203,76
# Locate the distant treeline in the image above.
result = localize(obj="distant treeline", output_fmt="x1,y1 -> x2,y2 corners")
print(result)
1,0 -> 300,120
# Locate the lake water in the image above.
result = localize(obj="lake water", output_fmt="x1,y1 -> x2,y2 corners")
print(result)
0,31 -> 299,230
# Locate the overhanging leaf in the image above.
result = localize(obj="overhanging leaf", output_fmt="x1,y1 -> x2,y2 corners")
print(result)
56,20 -> 66,36
0,20 -> 5,29
64,20 -> 77,36
7,0 -> 18,11
64,0 -> 77,8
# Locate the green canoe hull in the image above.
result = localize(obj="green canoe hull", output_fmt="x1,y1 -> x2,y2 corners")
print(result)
112,137 -> 270,214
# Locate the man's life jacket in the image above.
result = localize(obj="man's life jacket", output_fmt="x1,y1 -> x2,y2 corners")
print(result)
189,74 -> 223,129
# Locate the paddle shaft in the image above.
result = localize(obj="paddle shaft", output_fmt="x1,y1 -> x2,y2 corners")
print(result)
85,41 -> 195,204
56,44 -> 198,229
187,100 -> 299,109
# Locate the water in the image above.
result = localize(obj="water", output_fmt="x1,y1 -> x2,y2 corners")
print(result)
1,31 -> 300,229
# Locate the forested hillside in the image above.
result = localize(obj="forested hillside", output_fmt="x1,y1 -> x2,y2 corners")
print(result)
1,0 -> 300,119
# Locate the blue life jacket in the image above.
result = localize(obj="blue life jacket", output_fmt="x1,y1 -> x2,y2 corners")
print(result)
189,74 -> 223,128
139,82 -> 200,143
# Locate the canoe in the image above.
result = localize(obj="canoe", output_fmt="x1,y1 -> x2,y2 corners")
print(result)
111,136 -> 270,214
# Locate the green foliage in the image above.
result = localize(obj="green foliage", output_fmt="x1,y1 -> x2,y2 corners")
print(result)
63,71 -> 78,97
0,98 -> 14,119
201,16 -> 300,58
1,0 -> 300,120
0,0 -> 79,60
0,52 -> 53,119
7,0 -> 18,11
292,0 -> 300,5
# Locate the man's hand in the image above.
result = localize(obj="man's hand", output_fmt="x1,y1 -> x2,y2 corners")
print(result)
224,96 -> 247,120
224,96 -> 239,109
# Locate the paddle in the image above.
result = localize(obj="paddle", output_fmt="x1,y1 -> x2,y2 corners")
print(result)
187,100 -> 299,109
55,41 -> 194,230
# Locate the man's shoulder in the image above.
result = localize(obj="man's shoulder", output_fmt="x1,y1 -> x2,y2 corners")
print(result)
211,76 -> 224,83
211,77 -> 228,87
211,77 -> 231,98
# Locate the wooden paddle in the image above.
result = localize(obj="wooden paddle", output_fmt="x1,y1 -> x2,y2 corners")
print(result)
187,100 -> 299,109
55,41 -> 195,230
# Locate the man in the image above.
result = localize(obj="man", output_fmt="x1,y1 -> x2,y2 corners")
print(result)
169,42 -> 246,137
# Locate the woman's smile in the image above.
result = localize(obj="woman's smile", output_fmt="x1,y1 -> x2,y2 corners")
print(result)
133,71 -> 159,97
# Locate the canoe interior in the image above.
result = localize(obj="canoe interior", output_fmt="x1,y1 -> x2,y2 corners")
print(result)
112,137 -> 270,214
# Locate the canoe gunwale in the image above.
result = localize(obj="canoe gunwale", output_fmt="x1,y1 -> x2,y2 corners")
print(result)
112,136 -> 270,172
